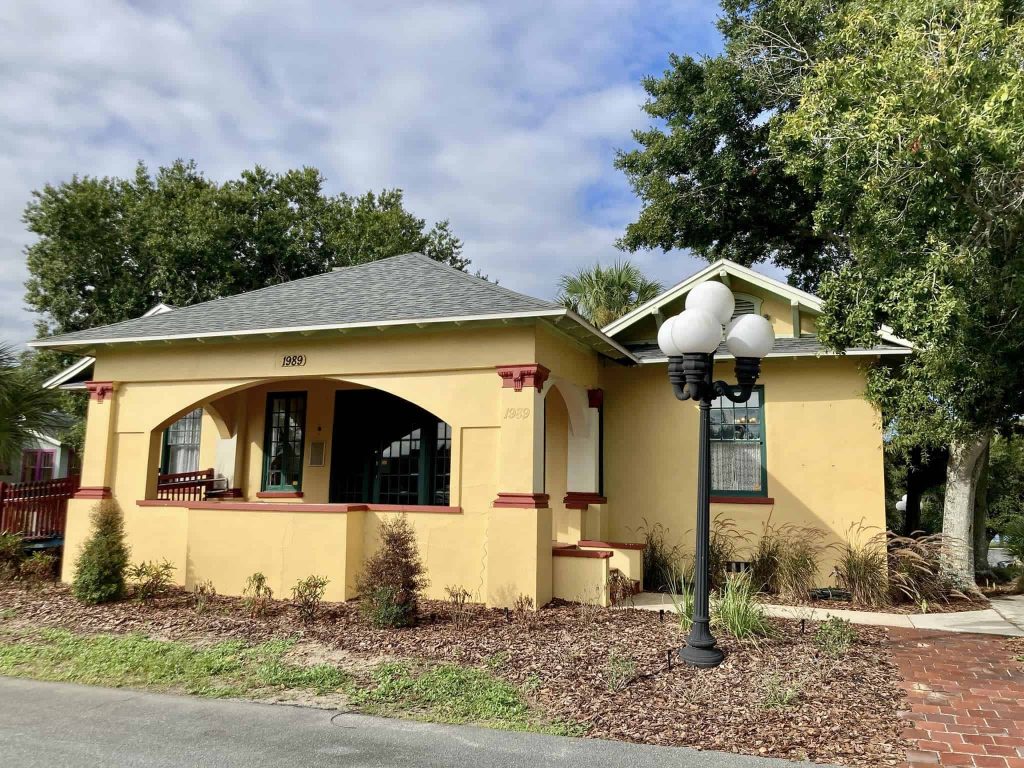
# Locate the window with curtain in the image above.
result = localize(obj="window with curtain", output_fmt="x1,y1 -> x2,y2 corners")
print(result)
262,393 -> 307,491
710,386 -> 766,496
161,409 -> 203,474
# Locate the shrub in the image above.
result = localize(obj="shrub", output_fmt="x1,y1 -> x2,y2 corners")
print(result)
635,518 -> 683,593
0,532 -> 24,579
759,670 -> 802,709
775,527 -> 824,601
608,568 -> 635,606
814,616 -> 858,657
444,585 -> 473,628
888,532 -> 968,605
835,532 -> 889,607
292,575 -> 329,624
512,594 -> 536,627
750,526 -> 784,594
712,574 -> 776,640
242,572 -> 274,618
357,516 -> 427,628
72,502 -> 130,605
126,560 -> 176,601
192,579 -> 217,614
20,552 -> 57,588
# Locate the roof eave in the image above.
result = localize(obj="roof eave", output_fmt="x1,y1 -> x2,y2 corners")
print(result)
637,347 -> 914,364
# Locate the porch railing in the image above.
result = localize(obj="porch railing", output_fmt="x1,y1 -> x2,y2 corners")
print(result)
156,468 -> 215,502
0,475 -> 81,540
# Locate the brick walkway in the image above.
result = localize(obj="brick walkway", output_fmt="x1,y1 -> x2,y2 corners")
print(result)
890,628 -> 1024,768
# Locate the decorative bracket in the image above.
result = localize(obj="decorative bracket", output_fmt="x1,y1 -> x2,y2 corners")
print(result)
496,364 -> 550,392
86,381 -> 116,403
587,388 -> 604,408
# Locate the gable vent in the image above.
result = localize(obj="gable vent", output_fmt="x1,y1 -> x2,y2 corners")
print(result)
730,293 -> 762,321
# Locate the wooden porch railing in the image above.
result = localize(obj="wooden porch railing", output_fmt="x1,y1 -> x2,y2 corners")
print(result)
156,468 -> 215,502
0,475 -> 80,540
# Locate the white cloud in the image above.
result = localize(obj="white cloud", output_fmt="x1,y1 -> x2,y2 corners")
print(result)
0,0 -> 723,344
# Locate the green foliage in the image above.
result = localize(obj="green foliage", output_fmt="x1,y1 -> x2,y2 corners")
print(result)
758,670 -> 802,709
242,572 -> 273,618
24,161 -> 467,340
192,580 -> 217,614
0,532 -> 24,580
1001,516 -> 1024,564
712,574 -> 777,640
814,616 -> 857,657
636,518 -> 684,594
750,523 -> 824,600
989,435 -> 1024,543
603,652 -> 637,692
556,260 -> 662,328
126,560 -> 176,601
19,552 -> 57,589
0,344 -> 65,467
291,575 -> 329,624
357,516 -> 427,628
888,533 -> 969,605
834,535 -> 889,608
72,502 -> 129,605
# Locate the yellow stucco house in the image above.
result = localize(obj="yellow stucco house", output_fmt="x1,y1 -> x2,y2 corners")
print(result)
32,253 -> 911,607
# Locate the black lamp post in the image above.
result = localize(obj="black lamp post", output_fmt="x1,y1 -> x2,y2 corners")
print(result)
657,282 -> 775,669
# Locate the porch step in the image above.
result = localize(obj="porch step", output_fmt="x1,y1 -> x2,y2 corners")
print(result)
551,544 -> 613,559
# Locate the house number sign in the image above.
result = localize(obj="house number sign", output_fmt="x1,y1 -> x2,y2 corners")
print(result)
280,354 -> 307,368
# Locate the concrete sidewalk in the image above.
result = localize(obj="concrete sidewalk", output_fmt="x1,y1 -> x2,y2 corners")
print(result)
629,592 -> 1024,636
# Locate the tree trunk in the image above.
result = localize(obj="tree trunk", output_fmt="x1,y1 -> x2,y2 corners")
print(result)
973,441 -> 991,576
941,432 -> 991,586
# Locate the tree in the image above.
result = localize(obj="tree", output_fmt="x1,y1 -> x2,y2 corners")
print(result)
557,260 -> 663,328
0,344 -> 63,469
24,160 -> 467,339
615,0 -> 845,290
774,0 -> 1024,583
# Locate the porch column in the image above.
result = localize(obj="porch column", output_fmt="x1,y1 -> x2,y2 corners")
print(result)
564,388 -> 607,541
488,364 -> 552,609
74,381 -> 118,499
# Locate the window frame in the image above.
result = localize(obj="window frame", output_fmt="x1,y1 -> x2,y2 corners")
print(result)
20,449 -> 56,483
160,408 -> 203,475
709,384 -> 767,498
261,391 -> 308,492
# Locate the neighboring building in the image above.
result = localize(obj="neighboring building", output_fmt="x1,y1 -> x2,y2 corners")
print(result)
0,427 -> 78,485
29,254 -> 911,606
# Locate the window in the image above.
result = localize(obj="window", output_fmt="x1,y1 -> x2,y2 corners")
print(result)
262,393 -> 307,492
710,386 -> 766,496
161,409 -> 203,474
20,450 -> 55,483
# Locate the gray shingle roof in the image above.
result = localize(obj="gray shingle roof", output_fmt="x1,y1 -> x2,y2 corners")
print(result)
32,253 -> 564,348
627,336 -> 912,361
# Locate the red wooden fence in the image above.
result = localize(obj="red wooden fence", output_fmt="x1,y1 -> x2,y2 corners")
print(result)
156,468 -> 214,502
0,475 -> 80,540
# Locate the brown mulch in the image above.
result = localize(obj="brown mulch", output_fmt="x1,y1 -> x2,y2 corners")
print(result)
0,584 -> 907,767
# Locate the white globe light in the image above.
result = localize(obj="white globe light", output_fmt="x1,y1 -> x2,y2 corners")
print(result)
657,315 -> 682,357
725,314 -> 775,358
685,281 -> 735,326
670,308 -> 723,354
896,499 -> 907,513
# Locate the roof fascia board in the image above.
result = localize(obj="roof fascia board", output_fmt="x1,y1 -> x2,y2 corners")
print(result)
638,347 -> 914,364
42,356 -> 95,389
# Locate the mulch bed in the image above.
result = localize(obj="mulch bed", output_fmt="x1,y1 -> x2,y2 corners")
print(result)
0,584 -> 907,766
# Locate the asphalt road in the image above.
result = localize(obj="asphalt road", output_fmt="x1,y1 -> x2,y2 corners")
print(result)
0,677 -> 830,767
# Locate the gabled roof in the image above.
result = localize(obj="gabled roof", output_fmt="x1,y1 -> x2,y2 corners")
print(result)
28,253 -> 636,362
602,258 -> 912,351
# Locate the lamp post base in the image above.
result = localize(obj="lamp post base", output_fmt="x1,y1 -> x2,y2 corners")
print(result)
679,643 -> 725,669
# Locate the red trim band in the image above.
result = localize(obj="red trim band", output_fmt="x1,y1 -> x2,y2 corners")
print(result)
256,491 -> 304,499
496,364 -> 550,392
710,496 -> 775,505
493,492 -> 550,508
587,388 -> 604,408
578,539 -> 645,551
563,491 -> 607,510
85,381 -> 115,403
73,486 -> 112,500
137,500 -> 462,514
553,547 -> 612,559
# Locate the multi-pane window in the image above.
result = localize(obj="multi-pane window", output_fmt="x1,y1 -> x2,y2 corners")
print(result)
263,393 -> 306,492
432,422 -> 452,505
377,428 -> 422,504
161,408 -> 203,474
710,386 -> 766,496
20,449 -> 55,483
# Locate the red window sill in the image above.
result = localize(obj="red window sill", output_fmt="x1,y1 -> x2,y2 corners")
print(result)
710,496 -> 774,505
256,491 -> 304,499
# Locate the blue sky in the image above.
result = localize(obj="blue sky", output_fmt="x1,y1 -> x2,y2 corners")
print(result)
0,1 -> 738,345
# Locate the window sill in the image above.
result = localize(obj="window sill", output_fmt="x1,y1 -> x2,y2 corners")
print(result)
257,491 -> 304,499
710,496 -> 774,505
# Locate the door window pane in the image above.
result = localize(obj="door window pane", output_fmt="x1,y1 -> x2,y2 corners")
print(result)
263,393 -> 306,491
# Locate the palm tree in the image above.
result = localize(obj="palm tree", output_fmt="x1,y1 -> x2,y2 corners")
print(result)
0,344 -> 64,470
557,260 -> 663,329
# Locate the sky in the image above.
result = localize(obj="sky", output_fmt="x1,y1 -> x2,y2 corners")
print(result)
0,0 -> 746,346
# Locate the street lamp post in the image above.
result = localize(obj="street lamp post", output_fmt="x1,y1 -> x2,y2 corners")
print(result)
657,282 -> 775,669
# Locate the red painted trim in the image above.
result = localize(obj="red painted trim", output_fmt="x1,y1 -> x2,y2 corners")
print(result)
221,488 -> 244,498
73,486 -> 111,499
136,500 -> 463,514
578,539 -> 645,551
587,388 -> 604,408
256,491 -> 304,499
85,381 -> 115,403
563,491 -> 607,510
492,492 -> 550,508
553,547 -> 612,559
710,496 -> 775,505
495,364 -> 550,392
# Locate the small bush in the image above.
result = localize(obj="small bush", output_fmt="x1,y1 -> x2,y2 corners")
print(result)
444,585 -> 473,628
291,575 -> 329,624
759,670 -> 802,709
835,533 -> 889,607
357,516 -> 427,628
750,527 -> 784,594
512,594 -> 536,628
72,502 -> 130,605
20,552 -> 57,588
126,560 -> 176,601
750,524 -> 826,600
0,532 -> 24,580
603,652 -> 636,692
635,518 -> 683,593
192,580 -> 217,614
712,574 -> 776,640
608,569 -> 635,606
242,572 -> 274,618
814,616 -> 858,657
888,532 -> 968,605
